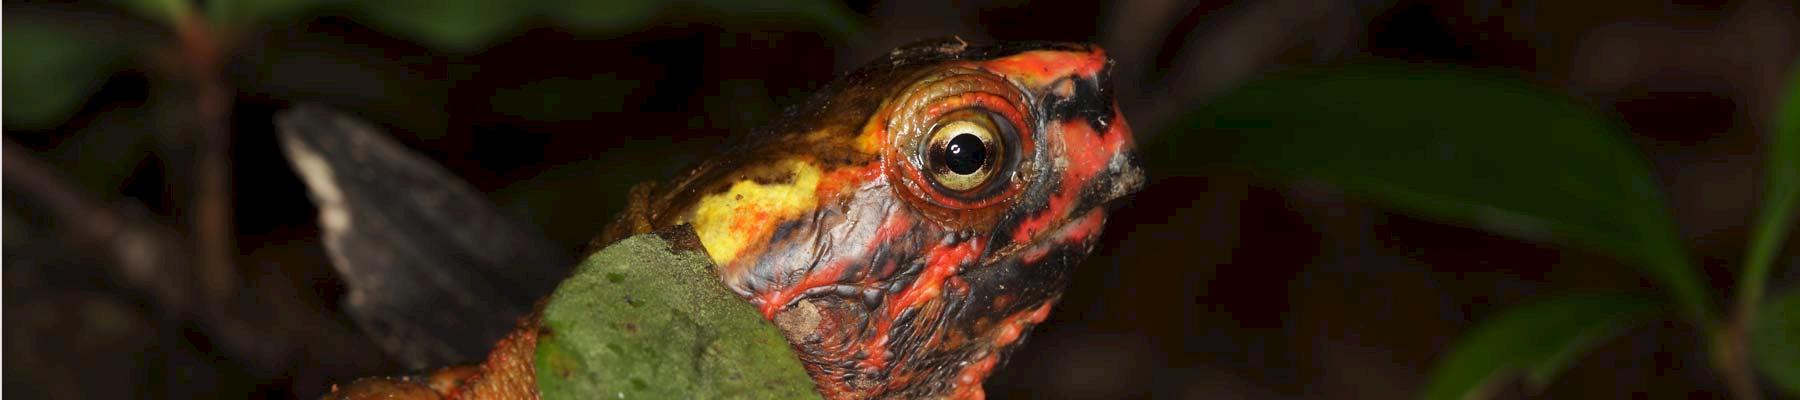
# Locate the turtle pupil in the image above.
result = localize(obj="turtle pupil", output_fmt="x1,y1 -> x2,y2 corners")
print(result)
944,133 -> 986,175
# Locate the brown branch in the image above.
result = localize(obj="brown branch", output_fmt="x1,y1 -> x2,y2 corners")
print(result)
4,140 -> 197,312
166,12 -> 239,305
6,139 -> 393,384
1713,316 -> 1764,400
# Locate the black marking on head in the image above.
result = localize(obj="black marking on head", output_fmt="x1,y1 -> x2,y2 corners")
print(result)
981,161 -> 1065,256
766,218 -> 805,245
1044,64 -> 1116,135
863,239 -> 893,281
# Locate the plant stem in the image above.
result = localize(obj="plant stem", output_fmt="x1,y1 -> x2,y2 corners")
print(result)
170,11 -> 238,304
1714,317 -> 1764,400
1718,60 -> 1800,400
2,141 -> 198,311
1734,179 -> 1796,332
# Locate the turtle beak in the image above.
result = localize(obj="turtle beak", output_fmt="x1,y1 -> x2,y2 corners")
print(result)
1092,59 -> 1144,206
1099,130 -> 1145,206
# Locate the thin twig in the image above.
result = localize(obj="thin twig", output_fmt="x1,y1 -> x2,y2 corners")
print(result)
170,12 -> 238,305
1714,316 -> 1764,400
5,139 -> 392,384
3,140 -> 197,311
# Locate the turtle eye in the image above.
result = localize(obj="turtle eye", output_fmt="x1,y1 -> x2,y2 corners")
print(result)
925,112 -> 1006,192
882,69 -> 1034,215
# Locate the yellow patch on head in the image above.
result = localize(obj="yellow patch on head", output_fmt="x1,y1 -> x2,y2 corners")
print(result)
855,123 -> 885,154
685,159 -> 823,266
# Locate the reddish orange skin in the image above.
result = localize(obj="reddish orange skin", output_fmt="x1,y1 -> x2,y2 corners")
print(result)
441,318 -> 540,400
608,39 -> 1144,399
329,39 -> 1143,400
322,316 -> 541,400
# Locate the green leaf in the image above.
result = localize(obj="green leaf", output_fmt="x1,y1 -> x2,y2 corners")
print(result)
535,233 -> 820,399
546,0 -> 664,34
113,0 -> 191,26
1737,59 -> 1800,321
1422,293 -> 1667,400
351,0 -> 533,53
493,138 -> 707,249
2,23 -> 136,130
1752,289 -> 1800,396
50,106 -> 158,199
351,0 -> 860,52
207,0 -> 333,25
1159,65 -> 1713,322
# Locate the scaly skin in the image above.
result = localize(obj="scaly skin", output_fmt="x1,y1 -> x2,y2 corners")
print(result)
325,39 -> 1142,400
606,39 -> 1144,399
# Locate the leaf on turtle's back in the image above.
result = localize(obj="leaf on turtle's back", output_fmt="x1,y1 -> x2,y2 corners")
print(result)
536,229 -> 819,399
276,105 -> 574,368
1157,65 -> 1713,322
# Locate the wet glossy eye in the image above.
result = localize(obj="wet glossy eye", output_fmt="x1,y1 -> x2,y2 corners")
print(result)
926,115 -> 1004,192
943,132 -> 985,174
883,70 -> 1035,214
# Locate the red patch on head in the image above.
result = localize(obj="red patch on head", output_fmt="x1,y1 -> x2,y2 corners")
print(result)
978,48 -> 1108,85
946,301 -> 1057,399
849,235 -> 987,373
1011,106 -> 1133,247
815,162 -> 883,199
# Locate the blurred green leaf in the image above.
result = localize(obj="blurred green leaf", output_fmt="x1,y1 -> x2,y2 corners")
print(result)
207,0 -> 332,25
353,0 -> 861,53
535,233 -> 820,399
1738,61 -> 1800,322
352,0 -> 533,53
1772,60 -> 1800,225
1752,289 -> 1800,396
1159,65 -> 1713,322
2,23 -> 136,130
1750,63 -> 1800,393
51,106 -> 158,199
493,136 -> 707,249
113,0 -> 191,26
1422,293 -> 1666,400
546,0 -> 663,34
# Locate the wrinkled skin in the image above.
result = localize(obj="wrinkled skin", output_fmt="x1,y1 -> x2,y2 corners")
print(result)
602,39 -> 1143,399
324,39 -> 1142,400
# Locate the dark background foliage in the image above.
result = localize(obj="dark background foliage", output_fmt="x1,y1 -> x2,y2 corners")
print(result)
4,0 -> 1798,398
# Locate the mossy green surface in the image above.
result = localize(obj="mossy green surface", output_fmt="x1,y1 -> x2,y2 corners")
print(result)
534,233 -> 820,399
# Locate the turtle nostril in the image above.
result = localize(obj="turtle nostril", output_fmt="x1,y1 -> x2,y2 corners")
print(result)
1103,150 -> 1147,203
